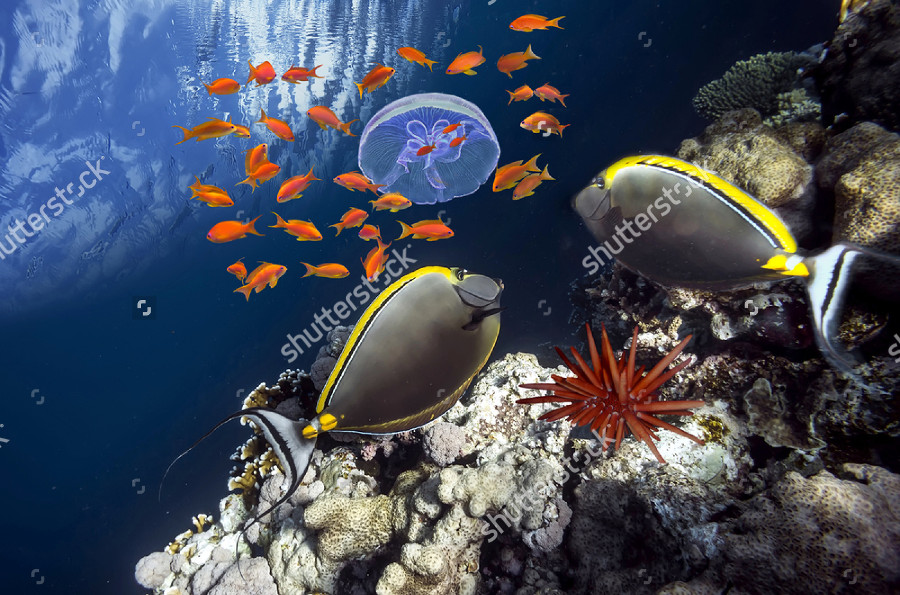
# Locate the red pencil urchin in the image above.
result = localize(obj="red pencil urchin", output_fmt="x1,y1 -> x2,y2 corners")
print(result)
517,323 -> 705,464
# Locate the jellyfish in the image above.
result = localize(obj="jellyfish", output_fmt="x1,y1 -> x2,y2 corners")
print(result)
358,93 -> 500,204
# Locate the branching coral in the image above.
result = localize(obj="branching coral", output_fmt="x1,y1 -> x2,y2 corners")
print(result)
692,51 -> 816,121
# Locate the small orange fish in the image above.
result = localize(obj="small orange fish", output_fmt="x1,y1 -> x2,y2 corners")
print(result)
493,154 -> 541,191
416,143 -> 437,156
506,85 -> 534,104
234,262 -> 287,301
355,64 -> 396,98
282,64 -> 323,83
207,216 -> 264,243
244,143 -> 269,175
397,47 -> 438,71
300,262 -> 350,279
276,167 -> 320,203
227,258 -> 247,282
369,193 -> 412,212
247,60 -> 276,86
358,224 -> 381,241
520,111 -> 569,137
449,135 -> 467,148
270,212 -> 322,241
237,161 -> 281,191
509,14 -> 565,32
188,177 -> 234,207
446,45 -> 485,75
396,217 -> 454,241
334,171 -> 385,194
361,238 -> 392,281
497,44 -> 541,78
512,164 -> 554,200
172,117 -> 238,144
232,124 -> 251,139
257,109 -> 294,142
307,106 -> 359,136
534,83 -> 569,107
203,77 -> 241,96
331,208 -> 369,235
442,123 -> 463,134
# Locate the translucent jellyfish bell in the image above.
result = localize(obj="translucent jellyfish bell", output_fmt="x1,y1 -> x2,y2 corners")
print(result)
358,93 -> 500,204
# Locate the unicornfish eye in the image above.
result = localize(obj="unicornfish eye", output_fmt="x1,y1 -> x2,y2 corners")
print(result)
456,268 -> 467,280
455,273 -> 502,308
573,180 -> 611,221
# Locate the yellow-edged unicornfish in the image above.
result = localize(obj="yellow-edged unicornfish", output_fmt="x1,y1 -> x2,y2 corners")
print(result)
572,154 -> 891,377
166,266 -> 503,538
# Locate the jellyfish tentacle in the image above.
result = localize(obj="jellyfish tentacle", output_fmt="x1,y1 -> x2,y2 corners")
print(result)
406,119 -> 429,144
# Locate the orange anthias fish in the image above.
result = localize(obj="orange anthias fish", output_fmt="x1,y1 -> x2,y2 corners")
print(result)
509,14 -> 565,32
282,64 -> 323,83
330,207 -> 369,235
358,224 -> 381,241
397,47 -> 438,71
234,262 -> 287,301
232,124 -> 251,138
396,217 -> 454,241
172,117 -> 238,144
361,238 -> 392,281
257,109 -> 294,142
497,44 -> 541,78
270,212 -> 322,241
512,165 -> 554,200
449,135 -> 467,148
334,171 -> 385,194
493,154 -> 541,191
227,258 -> 247,282
247,60 -> 277,86
188,177 -> 234,207
355,64 -> 396,98
416,143 -> 437,156
446,45 -> 485,75
244,143 -> 269,174
300,262 -> 350,279
237,161 -> 281,191
506,85 -> 534,104
534,83 -> 569,107
520,111 -> 569,137
203,77 -> 241,96
307,106 -> 359,136
207,216 -> 264,243
276,167 -> 320,203
442,123 -> 463,134
369,192 -> 412,212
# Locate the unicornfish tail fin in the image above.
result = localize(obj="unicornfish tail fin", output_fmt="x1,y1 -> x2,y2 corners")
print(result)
231,409 -> 317,536
805,242 -> 864,378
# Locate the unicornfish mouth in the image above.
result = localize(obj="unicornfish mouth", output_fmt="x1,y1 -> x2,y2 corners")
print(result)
573,181 -> 610,222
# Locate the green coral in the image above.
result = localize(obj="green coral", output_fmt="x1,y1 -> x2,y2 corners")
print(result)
692,51 -> 816,121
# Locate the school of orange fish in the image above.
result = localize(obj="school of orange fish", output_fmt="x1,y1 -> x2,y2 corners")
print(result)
174,13 -> 567,300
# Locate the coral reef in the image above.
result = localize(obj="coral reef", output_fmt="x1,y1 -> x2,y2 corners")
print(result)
815,0 -> 900,132
692,51 -> 817,122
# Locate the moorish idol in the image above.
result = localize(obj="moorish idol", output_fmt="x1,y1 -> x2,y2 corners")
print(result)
163,266 -> 503,544
573,154 -> 898,378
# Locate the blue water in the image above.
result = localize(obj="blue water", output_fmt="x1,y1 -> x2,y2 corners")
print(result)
0,0 -> 836,593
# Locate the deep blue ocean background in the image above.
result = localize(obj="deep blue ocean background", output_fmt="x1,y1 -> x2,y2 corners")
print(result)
0,1 -> 836,593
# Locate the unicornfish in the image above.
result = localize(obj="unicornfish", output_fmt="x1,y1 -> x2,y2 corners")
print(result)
573,154 -> 898,378
163,266 -> 503,538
